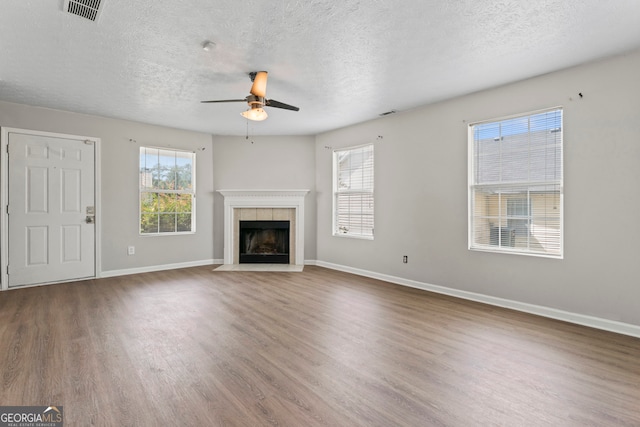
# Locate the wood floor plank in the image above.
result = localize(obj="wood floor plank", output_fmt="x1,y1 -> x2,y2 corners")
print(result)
0,265 -> 639,426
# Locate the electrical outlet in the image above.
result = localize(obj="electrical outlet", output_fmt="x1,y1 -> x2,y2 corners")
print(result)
128,246 -> 135,255
403,255 -> 408,263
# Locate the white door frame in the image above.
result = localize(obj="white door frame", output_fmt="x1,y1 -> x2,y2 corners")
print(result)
0,127 -> 102,290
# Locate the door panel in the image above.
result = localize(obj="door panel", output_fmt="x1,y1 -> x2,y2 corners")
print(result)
8,132 -> 95,287
27,226 -> 49,265
27,167 -> 49,212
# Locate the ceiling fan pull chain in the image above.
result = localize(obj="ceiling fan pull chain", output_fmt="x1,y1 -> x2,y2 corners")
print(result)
245,118 -> 254,143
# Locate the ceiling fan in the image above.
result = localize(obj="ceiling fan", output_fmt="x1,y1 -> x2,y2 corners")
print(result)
201,71 -> 299,121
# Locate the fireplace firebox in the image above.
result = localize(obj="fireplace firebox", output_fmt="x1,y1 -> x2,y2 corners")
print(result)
239,220 -> 290,264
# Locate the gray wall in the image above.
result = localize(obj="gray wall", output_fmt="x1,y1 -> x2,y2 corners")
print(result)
0,101 -> 215,273
211,135 -> 317,261
315,49 -> 640,327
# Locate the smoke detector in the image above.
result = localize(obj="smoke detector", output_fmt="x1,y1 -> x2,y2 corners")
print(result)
63,0 -> 105,22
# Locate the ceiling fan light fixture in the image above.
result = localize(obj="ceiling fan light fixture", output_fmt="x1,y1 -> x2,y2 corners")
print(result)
241,107 -> 268,121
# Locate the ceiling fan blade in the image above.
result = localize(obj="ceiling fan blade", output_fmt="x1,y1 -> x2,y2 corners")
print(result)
201,99 -> 247,103
250,71 -> 268,98
265,99 -> 299,111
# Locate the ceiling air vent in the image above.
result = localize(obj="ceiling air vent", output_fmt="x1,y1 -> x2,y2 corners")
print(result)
63,0 -> 104,22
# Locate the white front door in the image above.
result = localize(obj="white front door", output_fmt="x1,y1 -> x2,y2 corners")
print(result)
7,131 -> 96,287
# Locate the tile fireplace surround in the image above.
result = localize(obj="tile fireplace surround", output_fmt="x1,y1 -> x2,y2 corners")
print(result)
218,190 -> 309,266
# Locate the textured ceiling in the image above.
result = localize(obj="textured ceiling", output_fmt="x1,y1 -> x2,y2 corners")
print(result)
1,0 -> 640,136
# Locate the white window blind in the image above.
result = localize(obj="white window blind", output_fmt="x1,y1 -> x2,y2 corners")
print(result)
139,147 -> 196,234
333,144 -> 374,238
469,108 -> 563,257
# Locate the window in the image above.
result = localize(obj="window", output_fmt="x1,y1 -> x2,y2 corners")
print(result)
139,147 -> 195,234
333,144 -> 374,238
469,108 -> 563,257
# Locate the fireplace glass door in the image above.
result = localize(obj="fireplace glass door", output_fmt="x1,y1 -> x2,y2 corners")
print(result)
239,221 -> 290,264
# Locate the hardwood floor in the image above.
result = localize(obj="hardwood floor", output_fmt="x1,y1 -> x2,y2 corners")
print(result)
1,265 -> 639,426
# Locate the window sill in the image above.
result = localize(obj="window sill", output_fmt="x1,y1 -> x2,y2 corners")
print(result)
140,231 -> 196,236
333,233 -> 374,241
469,245 -> 562,259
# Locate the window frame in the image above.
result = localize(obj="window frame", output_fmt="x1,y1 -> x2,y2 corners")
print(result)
468,107 -> 563,258
332,143 -> 375,240
139,146 -> 196,236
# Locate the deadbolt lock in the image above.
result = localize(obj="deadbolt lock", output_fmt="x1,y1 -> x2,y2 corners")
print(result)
85,206 -> 95,223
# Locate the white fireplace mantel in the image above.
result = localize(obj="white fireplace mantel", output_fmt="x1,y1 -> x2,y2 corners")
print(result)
218,190 -> 309,265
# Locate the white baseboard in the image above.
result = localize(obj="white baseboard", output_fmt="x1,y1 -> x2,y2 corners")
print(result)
100,259 -> 218,278
311,260 -> 640,339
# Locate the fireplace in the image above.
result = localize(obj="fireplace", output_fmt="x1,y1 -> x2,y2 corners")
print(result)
218,190 -> 309,266
239,221 -> 290,264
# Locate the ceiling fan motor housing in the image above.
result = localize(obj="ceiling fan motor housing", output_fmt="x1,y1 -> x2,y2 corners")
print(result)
247,95 -> 266,107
